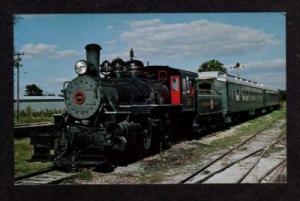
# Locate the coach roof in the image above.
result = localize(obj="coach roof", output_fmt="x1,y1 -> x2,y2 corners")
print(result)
197,71 -> 269,89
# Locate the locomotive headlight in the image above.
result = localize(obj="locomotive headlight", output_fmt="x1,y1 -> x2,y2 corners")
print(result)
75,60 -> 88,75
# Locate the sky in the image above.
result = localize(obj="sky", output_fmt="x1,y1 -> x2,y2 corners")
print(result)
14,13 -> 286,96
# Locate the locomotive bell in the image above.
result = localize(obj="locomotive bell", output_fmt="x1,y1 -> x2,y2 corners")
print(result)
85,44 -> 102,76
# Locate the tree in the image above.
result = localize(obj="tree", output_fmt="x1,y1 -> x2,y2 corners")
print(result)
25,84 -> 44,96
198,59 -> 227,74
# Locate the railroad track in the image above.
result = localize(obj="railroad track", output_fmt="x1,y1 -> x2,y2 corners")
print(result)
14,122 -> 54,138
179,129 -> 286,184
15,168 -> 79,185
259,158 -> 287,183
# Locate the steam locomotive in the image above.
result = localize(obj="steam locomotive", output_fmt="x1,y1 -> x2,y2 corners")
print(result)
31,43 -> 280,168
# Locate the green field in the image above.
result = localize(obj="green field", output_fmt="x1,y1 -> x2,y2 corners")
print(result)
14,107 -> 286,178
14,106 -> 63,124
14,138 -> 52,177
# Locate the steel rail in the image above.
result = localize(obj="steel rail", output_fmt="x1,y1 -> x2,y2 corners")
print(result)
14,167 -> 54,181
258,158 -> 287,183
236,134 -> 285,183
179,128 -> 266,183
15,169 -> 79,185
192,136 -> 285,184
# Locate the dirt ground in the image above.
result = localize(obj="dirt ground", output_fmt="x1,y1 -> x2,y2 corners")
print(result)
73,110 -> 286,184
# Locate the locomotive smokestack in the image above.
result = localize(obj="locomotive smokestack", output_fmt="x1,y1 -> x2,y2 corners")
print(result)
85,43 -> 102,76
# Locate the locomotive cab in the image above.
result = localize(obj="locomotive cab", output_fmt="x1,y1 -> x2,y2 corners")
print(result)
144,66 -> 197,110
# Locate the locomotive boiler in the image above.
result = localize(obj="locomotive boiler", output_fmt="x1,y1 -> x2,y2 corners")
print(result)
33,44 -> 174,168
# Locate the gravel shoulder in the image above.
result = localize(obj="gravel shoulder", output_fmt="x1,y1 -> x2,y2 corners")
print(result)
73,109 -> 286,184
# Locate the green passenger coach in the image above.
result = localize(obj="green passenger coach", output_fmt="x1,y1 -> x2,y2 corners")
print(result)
194,71 -> 280,130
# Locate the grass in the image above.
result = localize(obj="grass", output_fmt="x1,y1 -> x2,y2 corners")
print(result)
78,169 -> 93,181
138,107 -> 286,183
15,106 -> 63,124
14,107 -> 286,181
14,138 -> 52,177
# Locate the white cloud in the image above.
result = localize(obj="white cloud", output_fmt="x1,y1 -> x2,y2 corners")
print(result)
129,18 -> 162,29
227,58 -> 286,90
56,50 -> 79,59
106,25 -> 114,30
20,43 -> 79,59
46,77 -> 70,84
119,19 -> 280,59
246,71 -> 286,90
227,58 -> 286,76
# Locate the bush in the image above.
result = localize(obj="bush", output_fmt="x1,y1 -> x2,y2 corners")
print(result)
15,106 -> 63,124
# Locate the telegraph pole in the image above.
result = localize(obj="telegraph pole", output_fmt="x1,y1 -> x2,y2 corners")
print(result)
14,51 -> 24,122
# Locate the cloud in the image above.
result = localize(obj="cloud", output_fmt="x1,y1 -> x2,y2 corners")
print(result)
227,58 -> 286,90
20,43 -> 79,59
119,19 -> 280,59
106,25 -> 114,30
246,71 -> 286,90
46,77 -> 70,84
245,59 -> 286,73
228,58 -> 286,74
129,18 -> 162,28
56,50 -> 79,59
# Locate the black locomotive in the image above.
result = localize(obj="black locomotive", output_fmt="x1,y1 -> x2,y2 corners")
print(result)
30,43 -> 281,168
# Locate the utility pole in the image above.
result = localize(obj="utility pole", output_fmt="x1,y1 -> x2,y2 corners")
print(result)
231,62 -> 245,78
14,51 -> 24,122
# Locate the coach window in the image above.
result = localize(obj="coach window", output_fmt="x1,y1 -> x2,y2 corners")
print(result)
260,93 -> 262,100
259,93 -> 261,101
182,77 -> 187,94
198,82 -> 212,94
186,77 -> 191,93
236,90 -> 240,101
